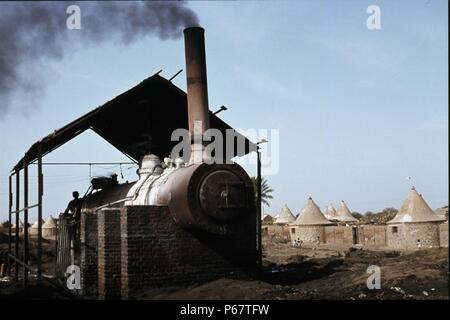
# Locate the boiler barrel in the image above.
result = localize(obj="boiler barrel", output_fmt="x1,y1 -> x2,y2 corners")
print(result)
81,182 -> 134,213
80,164 -> 254,235
157,163 -> 254,234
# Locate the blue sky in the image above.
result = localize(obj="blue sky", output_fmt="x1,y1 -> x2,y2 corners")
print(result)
0,0 -> 448,222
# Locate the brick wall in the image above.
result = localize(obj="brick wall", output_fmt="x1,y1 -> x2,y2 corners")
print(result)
98,208 -> 121,300
80,212 -> 98,297
120,205 -> 257,299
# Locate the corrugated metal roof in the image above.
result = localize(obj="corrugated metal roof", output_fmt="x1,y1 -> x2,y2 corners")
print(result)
13,74 -> 256,171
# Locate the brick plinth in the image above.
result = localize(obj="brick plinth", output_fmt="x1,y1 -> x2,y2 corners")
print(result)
98,208 -> 121,299
120,205 -> 256,299
80,212 -> 98,297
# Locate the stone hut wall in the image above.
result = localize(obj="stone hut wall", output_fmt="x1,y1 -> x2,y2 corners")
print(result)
386,222 -> 441,249
43,227 -> 57,240
291,225 -> 325,244
439,222 -> 448,248
280,223 -> 446,249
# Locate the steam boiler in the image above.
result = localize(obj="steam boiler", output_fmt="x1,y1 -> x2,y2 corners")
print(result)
80,27 -> 255,235
65,27 -> 258,298
82,157 -> 254,235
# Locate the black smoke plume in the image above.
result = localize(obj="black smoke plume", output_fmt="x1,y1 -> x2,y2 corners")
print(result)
0,1 -> 199,118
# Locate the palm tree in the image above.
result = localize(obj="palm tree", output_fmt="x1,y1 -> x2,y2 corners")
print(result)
251,176 -> 274,207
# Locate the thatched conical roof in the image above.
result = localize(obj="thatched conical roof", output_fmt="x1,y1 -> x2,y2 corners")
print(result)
291,198 -> 333,226
43,215 -> 57,229
388,187 -> 446,224
31,219 -> 45,229
335,201 -> 358,223
261,214 -> 274,223
0,221 -> 10,228
274,205 -> 296,224
324,204 -> 337,220
12,220 -> 24,228
434,207 -> 448,220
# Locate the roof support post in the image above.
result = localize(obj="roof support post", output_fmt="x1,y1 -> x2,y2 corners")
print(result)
7,174 -> 12,277
23,155 -> 29,286
37,145 -> 43,282
256,147 -> 262,274
14,170 -> 20,282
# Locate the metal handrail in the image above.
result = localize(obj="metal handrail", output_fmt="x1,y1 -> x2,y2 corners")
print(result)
8,254 -> 38,273
10,203 -> 40,214
8,253 -> 74,294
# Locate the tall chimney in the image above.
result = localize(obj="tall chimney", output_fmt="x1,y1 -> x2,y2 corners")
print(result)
184,27 -> 210,164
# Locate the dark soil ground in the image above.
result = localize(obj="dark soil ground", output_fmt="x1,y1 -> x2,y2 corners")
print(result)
0,234 -> 448,300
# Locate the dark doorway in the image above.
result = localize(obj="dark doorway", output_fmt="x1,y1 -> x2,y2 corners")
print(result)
352,227 -> 359,245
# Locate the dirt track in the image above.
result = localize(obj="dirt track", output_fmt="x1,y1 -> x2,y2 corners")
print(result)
0,235 -> 448,300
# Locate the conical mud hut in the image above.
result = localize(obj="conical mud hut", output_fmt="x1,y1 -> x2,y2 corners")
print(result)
387,187 -> 446,249
290,197 -> 333,244
334,201 -> 358,224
